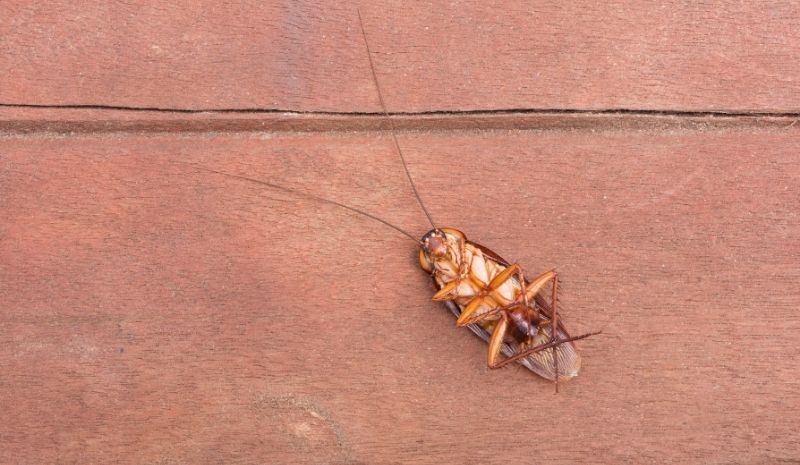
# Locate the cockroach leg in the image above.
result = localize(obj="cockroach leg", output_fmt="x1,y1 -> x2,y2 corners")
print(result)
523,270 -> 557,305
518,267 -> 529,307
489,330 -> 599,370
550,271 -> 560,392
456,296 -> 487,325
431,280 -> 459,301
458,302 -> 512,326
487,263 -> 522,291
487,317 -> 509,367
457,233 -> 469,276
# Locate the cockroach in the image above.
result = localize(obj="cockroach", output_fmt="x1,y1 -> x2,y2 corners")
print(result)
190,11 -> 599,391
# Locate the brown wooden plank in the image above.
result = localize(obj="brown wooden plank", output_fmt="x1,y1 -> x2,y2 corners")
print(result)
3,1 -> 800,112
2,128 -> 799,463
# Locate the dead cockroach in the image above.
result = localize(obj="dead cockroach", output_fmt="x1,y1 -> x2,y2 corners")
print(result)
356,11 -> 598,390
190,11 -> 599,390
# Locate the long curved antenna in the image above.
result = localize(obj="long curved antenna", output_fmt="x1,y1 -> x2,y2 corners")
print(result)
357,9 -> 436,230
184,162 -> 420,243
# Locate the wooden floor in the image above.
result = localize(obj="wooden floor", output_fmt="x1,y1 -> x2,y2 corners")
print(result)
2,2 -> 799,464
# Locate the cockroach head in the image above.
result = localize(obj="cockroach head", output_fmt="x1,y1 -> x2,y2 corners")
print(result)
420,228 -> 448,258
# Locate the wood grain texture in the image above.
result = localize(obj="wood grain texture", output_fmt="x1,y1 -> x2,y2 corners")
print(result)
3,1 -> 800,463
2,129 -> 799,464
3,1 -> 800,112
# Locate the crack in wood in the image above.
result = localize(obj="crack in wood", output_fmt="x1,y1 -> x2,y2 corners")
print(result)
2,103 -> 799,135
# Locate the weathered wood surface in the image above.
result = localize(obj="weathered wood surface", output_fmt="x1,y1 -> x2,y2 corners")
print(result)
2,130 -> 799,464
2,2 -> 800,464
3,1 -> 800,112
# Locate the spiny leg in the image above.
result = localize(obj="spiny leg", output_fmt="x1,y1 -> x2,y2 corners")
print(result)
489,330 -> 600,369
517,267 -> 529,307
488,263 -> 523,292
458,301 -> 519,326
456,232 -> 469,276
458,303 -> 501,326
520,269 -> 562,390
524,269 -> 557,312
486,317 -> 509,368
550,271 -> 560,393
486,263 -> 547,308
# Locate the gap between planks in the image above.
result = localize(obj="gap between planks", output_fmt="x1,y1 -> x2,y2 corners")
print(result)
1,104 -> 799,135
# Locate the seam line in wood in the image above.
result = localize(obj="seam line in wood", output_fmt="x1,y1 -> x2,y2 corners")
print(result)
1,104 -> 799,135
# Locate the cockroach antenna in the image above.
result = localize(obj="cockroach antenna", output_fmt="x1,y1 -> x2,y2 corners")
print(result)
357,9 -> 437,230
182,163 -> 421,243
